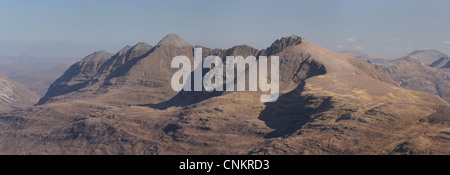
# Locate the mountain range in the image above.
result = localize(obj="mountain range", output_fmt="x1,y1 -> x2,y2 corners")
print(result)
382,55 -> 450,103
339,49 -> 450,103
0,34 -> 448,154
394,49 -> 450,67
338,50 -> 394,64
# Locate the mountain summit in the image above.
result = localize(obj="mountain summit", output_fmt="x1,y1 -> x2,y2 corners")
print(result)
156,33 -> 193,48
261,34 -> 303,55
393,49 -> 450,66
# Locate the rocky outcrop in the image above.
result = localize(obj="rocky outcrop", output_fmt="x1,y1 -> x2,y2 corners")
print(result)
260,34 -> 302,56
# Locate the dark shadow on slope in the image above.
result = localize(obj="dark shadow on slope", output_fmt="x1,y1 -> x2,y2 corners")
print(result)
424,105 -> 450,124
145,90 -> 224,110
142,62 -> 224,110
258,83 -> 333,138
258,56 -> 331,138
142,46 -> 285,110
102,47 -> 156,86
37,64 -> 91,105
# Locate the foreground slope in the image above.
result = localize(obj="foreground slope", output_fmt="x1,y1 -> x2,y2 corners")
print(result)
0,34 -> 449,154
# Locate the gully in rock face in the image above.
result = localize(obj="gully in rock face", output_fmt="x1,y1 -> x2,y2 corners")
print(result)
171,48 -> 280,102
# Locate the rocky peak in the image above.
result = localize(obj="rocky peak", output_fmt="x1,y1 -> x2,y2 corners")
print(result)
117,45 -> 132,56
406,49 -> 449,65
81,50 -> 113,62
131,42 -> 152,52
156,33 -> 193,48
127,42 -> 153,58
264,34 -> 302,55
408,49 -> 441,56
225,45 -> 259,57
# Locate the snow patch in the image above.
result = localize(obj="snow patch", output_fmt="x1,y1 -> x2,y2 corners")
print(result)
0,78 -> 18,103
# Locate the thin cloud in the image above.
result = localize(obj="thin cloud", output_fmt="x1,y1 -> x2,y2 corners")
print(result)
346,38 -> 357,42
354,45 -> 364,50
443,41 -> 450,45
392,38 -> 399,41
337,45 -> 344,49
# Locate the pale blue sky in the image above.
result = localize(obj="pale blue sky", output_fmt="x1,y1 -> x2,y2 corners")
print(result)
1,0 -> 450,58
